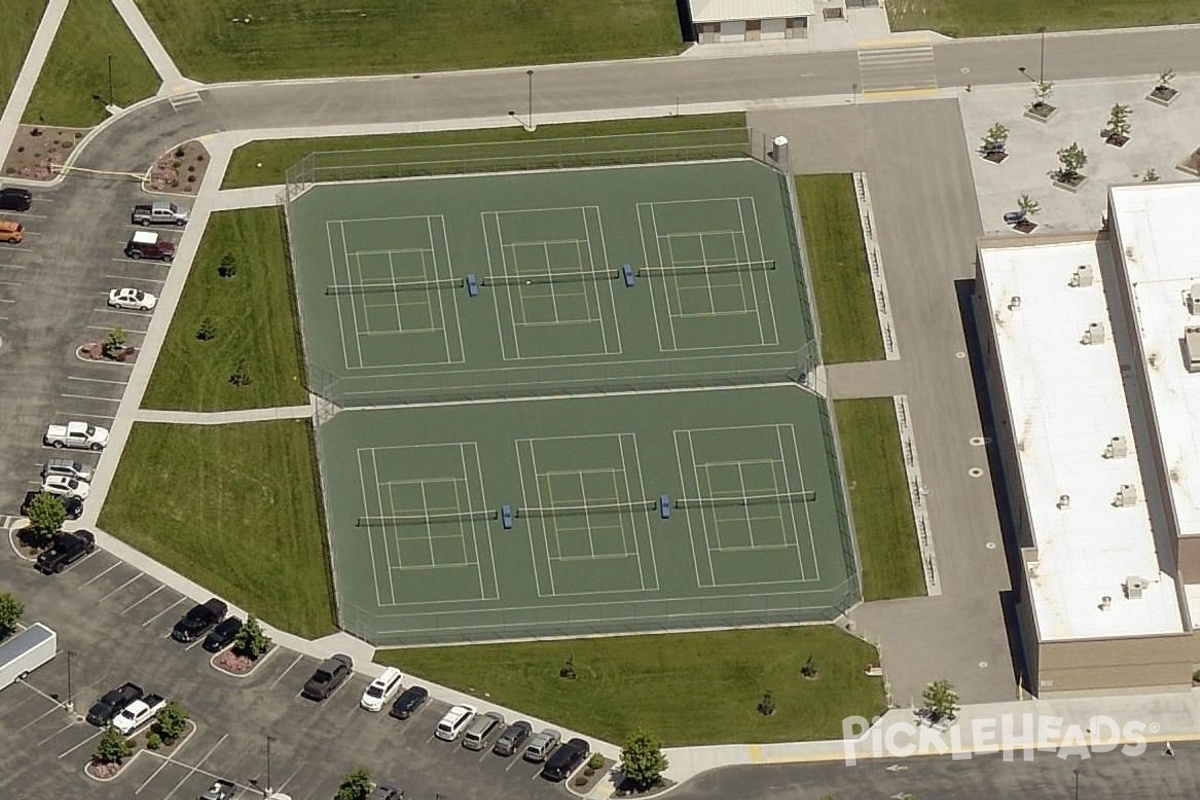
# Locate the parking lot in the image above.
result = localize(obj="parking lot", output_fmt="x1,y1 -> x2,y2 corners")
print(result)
0,179 -> 173,524
1,542 -> 575,800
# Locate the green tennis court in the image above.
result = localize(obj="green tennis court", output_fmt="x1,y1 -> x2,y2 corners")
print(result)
286,158 -> 858,645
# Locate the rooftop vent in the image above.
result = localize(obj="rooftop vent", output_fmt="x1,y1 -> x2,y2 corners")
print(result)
1100,595 -> 1113,611
1056,494 -> 1071,510
1008,296 -> 1022,311
1082,322 -> 1106,345
1113,484 -> 1139,507
1103,436 -> 1128,459
1186,326 -> 1200,373
1188,284 -> 1200,315
1124,576 -> 1148,600
1069,265 -> 1095,288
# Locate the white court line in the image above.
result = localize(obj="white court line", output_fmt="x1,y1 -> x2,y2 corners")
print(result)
686,429 -> 718,586
617,434 -> 647,590
461,441 -> 497,601
784,422 -> 821,581
369,449 -> 399,604
435,214 -> 467,364
735,198 -> 766,343
326,219 -> 355,371
424,216 -> 452,365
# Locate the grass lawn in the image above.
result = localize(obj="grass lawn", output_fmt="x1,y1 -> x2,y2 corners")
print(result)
836,398 -> 924,601
223,113 -> 748,189
99,420 -> 336,638
796,174 -> 882,364
888,0 -> 1200,37
22,0 -> 160,127
136,0 -> 683,82
141,207 -> 308,411
0,0 -> 46,118
381,626 -> 885,745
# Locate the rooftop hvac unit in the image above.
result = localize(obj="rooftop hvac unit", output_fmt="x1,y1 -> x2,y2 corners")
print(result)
1186,326 -> 1200,373
1114,484 -> 1138,507
1100,596 -> 1113,611
1124,576 -> 1148,599
1103,436 -> 1128,459
1189,284 -> 1200,315
1008,296 -> 1022,311
1069,265 -> 1095,288
1056,494 -> 1071,510
1082,322 -> 1106,345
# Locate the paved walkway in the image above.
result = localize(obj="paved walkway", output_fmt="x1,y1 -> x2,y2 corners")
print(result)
0,0 -> 67,166
109,0 -> 197,95
133,405 -> 313,425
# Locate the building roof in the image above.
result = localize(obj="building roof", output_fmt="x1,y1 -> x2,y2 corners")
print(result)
1110,182 -> 1200,541
978,237 -> 1184,641
689,0 -> 815,23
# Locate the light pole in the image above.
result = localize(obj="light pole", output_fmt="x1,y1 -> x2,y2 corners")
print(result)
265,735 -> 275,797
1072,767 -> 1081,800
1039,26 -> 1047,84
65,650 -> 74,713
107,53 -> 114,107
526,69 -> 535,132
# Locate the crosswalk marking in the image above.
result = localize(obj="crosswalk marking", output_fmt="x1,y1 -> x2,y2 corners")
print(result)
858,44 -> 937,93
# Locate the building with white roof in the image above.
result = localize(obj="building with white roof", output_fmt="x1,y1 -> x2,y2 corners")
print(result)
977,228 -> 1195,696
687,0 -> 815,43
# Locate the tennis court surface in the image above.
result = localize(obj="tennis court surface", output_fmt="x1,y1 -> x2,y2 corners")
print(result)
287,159 -> 859,645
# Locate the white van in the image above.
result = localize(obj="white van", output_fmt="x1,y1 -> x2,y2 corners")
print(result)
359,667 -> 403,712
0,623 -> 57,691
435,704 -> 477,741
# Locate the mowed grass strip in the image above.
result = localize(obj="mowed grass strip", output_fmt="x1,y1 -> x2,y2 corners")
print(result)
223,113 -> 748,189
23,0 -> 159,127
142,207 -> 308,411
888,0 -> 1200,37
796,174 -> 882,364
836,398 -> 924,601
0,0 -> 46,118
382,627 -> 885,745
136,0 -> 683,82
99,421 -> 336,638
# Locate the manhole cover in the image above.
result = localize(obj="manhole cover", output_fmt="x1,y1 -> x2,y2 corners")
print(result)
968,467 -> 984,477
969,437 -> 986,446
986,542 -> 997,550
956,351 -> 966,359
979,661 -> 989,668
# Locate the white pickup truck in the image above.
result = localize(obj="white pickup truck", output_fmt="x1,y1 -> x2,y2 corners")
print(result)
111,693 -> 166,734
131,201 -> 189,227
44,421 -> 109,451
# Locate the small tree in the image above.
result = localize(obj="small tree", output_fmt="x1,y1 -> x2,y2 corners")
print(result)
1055,142 -> 1088,182
1017,194 -> 1041,221
922,679 -> 960,722
102,325 -> 127,359
1107,103 -> 1132,137
0,592 -> 24,636
154,701 -> 188,745
559,655 -> 577,680
195,316 -> 217,342
335,768 -> 372,800
218,252 -> 238,278
757,690 -> 776,716
1142,168 -> 1160,183
93,727 -> 133,764
619,729 -> 670,792
1033,80 -> 1054,108
232,615 -> 273,659
981,122 -> 1009,154
229,357 -> 252,386
1158,67 -> 1176,91
800,654 -> 819,679
25,491 -> 67,545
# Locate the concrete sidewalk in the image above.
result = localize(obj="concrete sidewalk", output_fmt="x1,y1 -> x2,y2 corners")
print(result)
0,0 -> 67,168
133,405 -> 313,425
110,0 -> 200,95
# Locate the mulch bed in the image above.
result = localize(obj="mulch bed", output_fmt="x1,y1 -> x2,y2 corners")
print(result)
2,125 -> 88,181
1014,220 -> 1038,235
214,645 -> 275,676
78,343 -> 138,363
1106,134 -> 1130,148
982,151 -> 1008,164
1150,86 -> 1178,103
1178,149 -> 1200,177
146,141 -> 210,194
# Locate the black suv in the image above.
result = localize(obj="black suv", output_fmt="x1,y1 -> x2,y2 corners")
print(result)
21,490 -> 83,521
542,737 -> 590,782
0,187 -> 32,212
171,598 -> 228,642
86,682 -> 143,726
302,653 -> 353,701
388,685 -> 429,720
35,529 -> 95,574
202,616 -> 243,652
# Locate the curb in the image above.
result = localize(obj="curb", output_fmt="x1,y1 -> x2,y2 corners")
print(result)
209,644 -> 279,679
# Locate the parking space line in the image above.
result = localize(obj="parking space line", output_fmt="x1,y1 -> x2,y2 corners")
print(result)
93,307 -> 153,317
50,411 -> 116,422
0,280 -> 20,287
110,257 -> 170,266
60,393 -> 121,403
270,654 -> 305,689
87,324 -> 147,334
57,728 -> 101,759
0,298 -> 16,304
153,733 -> 230,800
504,755 -> 527,772
105,273 -> 165,283
142,597 -> 185,627
0,262 -> 26,269
67,375 -> 129,385
273,765 -> 306,796
63,549 -> 100,573
98,573 -> 143,601
15,698 -> 73,733
185,637 -> 207,651
82,559 -> 123,585
121,584 -> 165,614
36,718 -> 81,746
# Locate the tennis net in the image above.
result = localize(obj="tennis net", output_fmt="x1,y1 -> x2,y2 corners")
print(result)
637,260 -> 776,278
482,269 -> 618,287
677,491 -> 816,509
517,498 -> 659,518
357,509 -> 497,526
326,277 -> 462,295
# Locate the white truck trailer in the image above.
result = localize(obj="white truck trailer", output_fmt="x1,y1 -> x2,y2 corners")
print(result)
0,622 -> 58,691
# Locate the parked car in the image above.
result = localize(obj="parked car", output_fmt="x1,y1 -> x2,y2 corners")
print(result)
111,693 -> 166,734
388,685 -> 429,720
86,682 -> 143,727
0,219 -> 23,244
44,421 -> 108,450
40,475 -> 89,499
434,704 -> 476,741
131,201 -> 189,227
360,666 -> 403,712
462,710 -> 505,750
541,737 -> 590,782
367,785 -> 404,800
494,720 -> 533,756
21,490 -> 83,522
301,653 -> 353,701
523,728 -> 561,762
35,529 -> 95,574
198,779 -> 236,800
42,457 -> 93,482
171,598 -> 228,643
201,616 -> 243,653
124,230 -> 175,261
0,187 -> 32,212
108,287 -> 157,310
